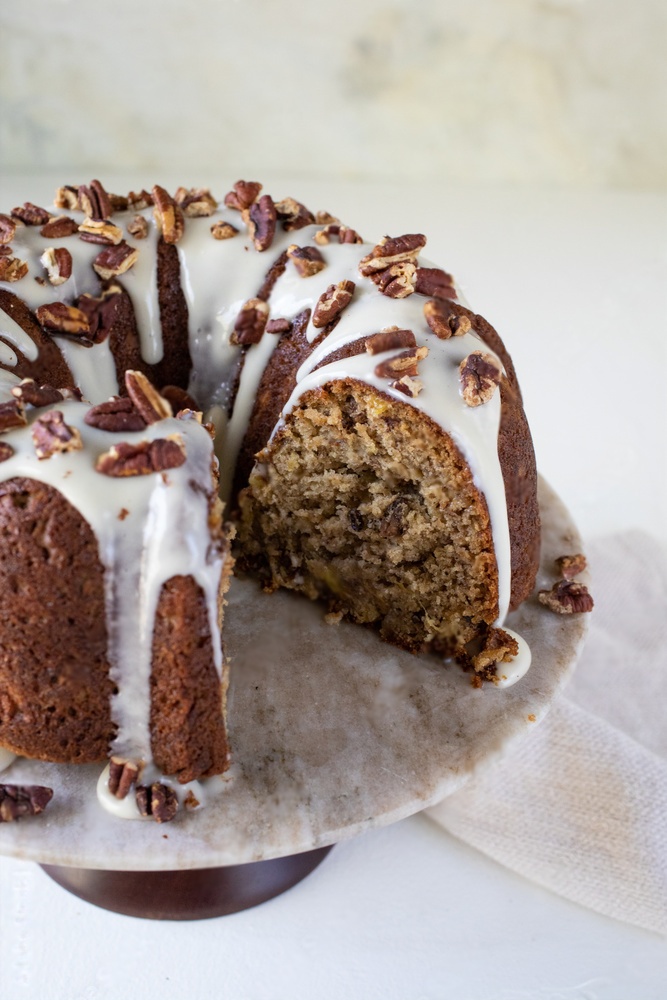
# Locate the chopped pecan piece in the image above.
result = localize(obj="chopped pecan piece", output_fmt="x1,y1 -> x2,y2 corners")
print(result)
152,185 -> 185,244
0,398 -> 27,432
459,351 -> 502,406
78,217 -> 124,245
471,627 -> 520,672
40,246 -> 73,286
0,256 -> 28,282
109,192 -> 129,212
210,219 -> 238,240
424,299 -> 471,339
371,261 -> 416,298
0,783 -> 53,822
0,245 -> 11,257
374,345 -> 428,379
538,580 -> 594,614
555,553 -> 588,580
0,442 -> 14,461
85,396 -> 147,432
127,189 -> 153,211
92,241 -> 139,281
231,298 -> 270,345
127,214 -> 149,239
35,301 -> 91,337
40,215 -> 79,238
125,370 -> 173,424
96,436 -> 187,476
275,197 -> 315,231
359,233 -> 426,277
244,194 -> 277,252
11,379 -> 64,407
224,180 -> 263,211
54,185 -> 81,211
108,756 -> 142,799
78,179 -> 112,220
315,210 -> 339,225
415,267 -> 457,300
391,374 -> 423,398
11,202 -> 50,226
160,385 -> 198,414
32,410 -> 83,458
76,286 -> 123,343
183,790 -> 201,811
312,279 -> 355,328
174,186 -> 217,217
0,214 -> 16,243
135,782 -> 179,823
314,223 -> 363,245
287,243 -> 326,277
265,317 -> 292,335
365,328 -> 416,354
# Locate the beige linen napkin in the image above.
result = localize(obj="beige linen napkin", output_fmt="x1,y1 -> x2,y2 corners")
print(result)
427,532 -> 667,936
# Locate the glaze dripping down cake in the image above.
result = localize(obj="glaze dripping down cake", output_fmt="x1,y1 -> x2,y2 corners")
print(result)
0,179 -> 540,819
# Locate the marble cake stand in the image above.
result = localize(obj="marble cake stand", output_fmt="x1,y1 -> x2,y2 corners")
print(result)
0,478 -> 589,918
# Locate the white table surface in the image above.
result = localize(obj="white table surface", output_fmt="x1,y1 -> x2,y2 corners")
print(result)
0,175 -> 666,999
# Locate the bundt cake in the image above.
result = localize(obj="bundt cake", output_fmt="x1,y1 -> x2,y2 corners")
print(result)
0,179 -> 540,820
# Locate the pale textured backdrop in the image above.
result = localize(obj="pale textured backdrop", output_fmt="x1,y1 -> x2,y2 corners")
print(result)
1,0 -> 665,188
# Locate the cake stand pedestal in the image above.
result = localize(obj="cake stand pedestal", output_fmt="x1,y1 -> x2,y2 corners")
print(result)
0,479 -> 589,920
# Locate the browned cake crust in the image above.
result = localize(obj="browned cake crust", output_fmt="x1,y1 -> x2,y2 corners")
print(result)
0,290 -> 75,390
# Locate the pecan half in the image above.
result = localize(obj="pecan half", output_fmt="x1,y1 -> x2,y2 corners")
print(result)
11,379 -> 64,407
78,217 -> 124,245
374,345 -> 428,379
231,298 -> 270,345
127,214 -> 149,239
84,396 -> 147,432
244,195 -> 277,252
152,185 -> 185,244
78,179 -> 113,220
76,286 -> 123,343
210,219 -> 239,240
40,246 -> 73,286
92,241 -> 139,281
0,398 -> 27,432
0,442 -> 14,461
125,370 -> 173,424
555,553 -> 588,580
538,580 -> 594,614
32,410 -> 83,458
0,256 -> 28,282
287,244 -> 326,277
359,233 -> 426,277
11,202 -> 50,226
424,300 -> 471,340
365,328 -> 416,354
265,317 -> 292,335
54,185 -> 81,211
36,302 -> 91,337
312,279 -> 355,328
224,180 -> 262,212
371,261 -> 416,298
135,782 -> 179,823
0,214 -> 16,244
108,756 -> 142,799
314,223 -> 363,246
174,186 -> 217,217
96,436 -> 187,476
40,215 -> 79,239
0,783 -> 53,823
275,197 -> 315,231
459,352 -> 502,406
415,267 -> 457,300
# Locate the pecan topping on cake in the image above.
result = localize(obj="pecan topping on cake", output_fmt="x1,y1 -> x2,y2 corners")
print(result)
125,370 -> 173,424
78,217 -> 124,245
231,298 -> 270,345
96,436 -> 187,476
32,410 -> 83,459
224,179 -> 262,212
40,215 -> 79,238
538,580 -> 594,614
0,214 -> 17,243
0,442 -> 14,461
108,757 -> 142,799
76,286 -> 123,343
174,186 -> 217,217
415,267 -> 457,300
85,396 -> 147,432
92,241 -> 139,281
127,214 -> 149,239
78,180 -> 113,220
359,233 -> 426,277
314,223 -> 363,245
160,384 -> 199,415
0,255 -> 28,282
135,782 -> 179,823
11,202 -> 50,226
312,280 -> 355,328
391,374 -> 423,398
275,197 -> 315,231
152,185 -> 185,244
210,219 -> 239,240
0,398 -> 27,432
244,195 -> 277,252
12,379 -> 64,407
374,345 -> 428,379
371,261 -> 416,299
555,553 -> 588,580
459,351 -> 502,406
287,244 -> 326,277
424,300 -> 471,340
265,317 -> 292,335
365,328 -> 417,354
40,246 -> 73,286
0,784 -> 54,823
35,301 -> 91,337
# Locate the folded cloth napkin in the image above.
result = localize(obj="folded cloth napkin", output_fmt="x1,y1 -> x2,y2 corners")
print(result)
426,532 -> 667,937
